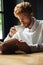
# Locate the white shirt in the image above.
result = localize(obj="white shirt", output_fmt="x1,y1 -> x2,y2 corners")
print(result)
12,18 -> 43,46
4,18 -> 43,52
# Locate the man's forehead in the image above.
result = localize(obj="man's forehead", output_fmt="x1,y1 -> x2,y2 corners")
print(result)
19,14 -> 27,19
19,13 -> 30,17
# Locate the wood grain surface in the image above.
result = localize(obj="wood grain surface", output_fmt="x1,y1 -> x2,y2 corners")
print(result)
0,52 -> 43,65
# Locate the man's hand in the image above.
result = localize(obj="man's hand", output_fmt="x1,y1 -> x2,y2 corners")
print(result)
9,26 -> 17,37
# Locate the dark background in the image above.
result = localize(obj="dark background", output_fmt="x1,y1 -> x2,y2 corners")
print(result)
3,0 -> 43,40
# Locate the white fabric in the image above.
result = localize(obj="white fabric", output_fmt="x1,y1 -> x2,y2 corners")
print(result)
4,18 -> 43,46
4,25 -> 25,42
4,34 -> 12,42
4,18 -> 43,52
12,18 -> 43,47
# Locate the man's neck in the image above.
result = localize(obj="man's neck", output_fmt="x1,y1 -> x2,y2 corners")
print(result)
28,18 -> 34,29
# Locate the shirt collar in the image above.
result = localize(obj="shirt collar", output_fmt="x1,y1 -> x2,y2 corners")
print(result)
29,17 -> 39,32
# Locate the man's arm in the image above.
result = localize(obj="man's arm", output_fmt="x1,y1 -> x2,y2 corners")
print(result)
4,26 -> 17,42
4,25 -> 24,42
31,23 -> 43,53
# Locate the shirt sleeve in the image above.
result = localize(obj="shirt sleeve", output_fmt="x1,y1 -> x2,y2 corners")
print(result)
4,32 -> 19,42
12,32 -> 18,39
4,34 -> 12,42
12,32 -> 22,41
31,22 -> 43,52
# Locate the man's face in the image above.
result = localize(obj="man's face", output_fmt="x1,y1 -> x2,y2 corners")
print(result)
18,13 -> 33,27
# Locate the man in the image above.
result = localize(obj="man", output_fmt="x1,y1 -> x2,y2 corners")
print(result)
1,2 -> 43,54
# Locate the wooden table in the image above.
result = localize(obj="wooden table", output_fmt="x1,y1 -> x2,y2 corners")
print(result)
0,52 -> 43,65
